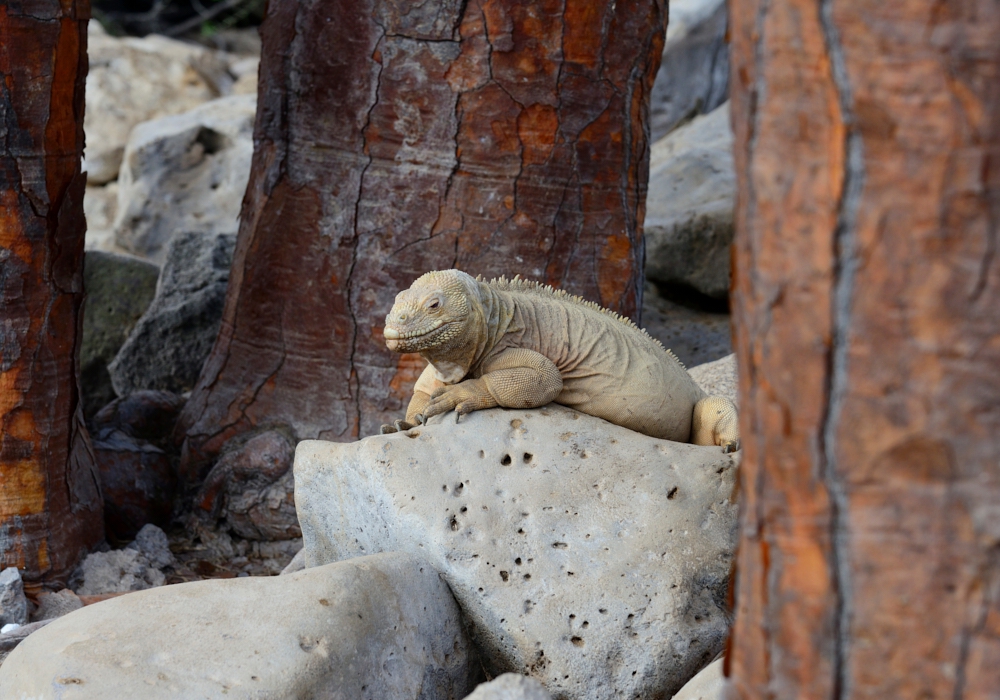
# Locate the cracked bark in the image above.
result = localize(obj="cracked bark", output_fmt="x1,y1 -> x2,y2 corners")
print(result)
728,1 -> 1000,698
0,1 -> 104,589
175,0 -> 668,483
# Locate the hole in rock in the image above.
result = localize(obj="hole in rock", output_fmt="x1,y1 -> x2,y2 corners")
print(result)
500,571 -> 510,582
667,486 -> 679,500
515,557 -> 522,565
195,126 -> 229,155
501,454 -> 512,466
571,637 -> 584,647
406,430 -> 420,438
523,453 -> 533,463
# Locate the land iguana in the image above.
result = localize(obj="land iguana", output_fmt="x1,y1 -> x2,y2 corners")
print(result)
379,269 -> 740,452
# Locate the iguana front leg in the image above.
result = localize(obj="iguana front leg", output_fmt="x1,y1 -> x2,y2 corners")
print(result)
420,349 -> 563,422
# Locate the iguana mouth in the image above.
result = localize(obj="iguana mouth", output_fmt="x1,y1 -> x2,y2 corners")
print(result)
383,320 -> 455,351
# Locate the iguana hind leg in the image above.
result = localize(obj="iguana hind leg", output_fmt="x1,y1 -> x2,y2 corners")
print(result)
691,396 -> 741,452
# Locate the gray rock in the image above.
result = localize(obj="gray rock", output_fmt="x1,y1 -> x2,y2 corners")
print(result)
641,282 -> 731,368
72,549 -> 165,595
649,0 -> 729,140
671,658 -> 729,700
688,355 -> 737,406
0,553 -> 477,699
126,524 -> 175,570
85,25 -> 232,185
30,590 -> 83,623
645,103 -> 735,299
296,405 -> 738,700
0,569 -> 27,627
113,95 -> 255,262
465,674 -> 553,700
109,230 -> 235,396
81,251 -> 160,417
83,183 -> 123,253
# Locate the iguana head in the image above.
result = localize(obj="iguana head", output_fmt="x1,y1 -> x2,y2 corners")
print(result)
383,270 -> 477,354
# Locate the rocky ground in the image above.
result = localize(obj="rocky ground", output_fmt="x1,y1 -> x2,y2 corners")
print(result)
0,2 -> 738,698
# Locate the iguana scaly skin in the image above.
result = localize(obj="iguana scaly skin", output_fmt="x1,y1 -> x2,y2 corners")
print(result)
380,270 -> 740,451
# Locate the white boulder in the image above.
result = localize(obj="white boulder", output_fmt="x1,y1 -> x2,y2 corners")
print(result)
671,658 -> 729,700
84,25 -> 233,185
296,405 -> 738,699
645,103 -> 735,299
113,95 -> 255,262
0,553 -> 476,699
464,673 -> 553,700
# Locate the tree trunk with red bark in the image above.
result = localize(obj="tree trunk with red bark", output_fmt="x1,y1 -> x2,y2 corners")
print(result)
0,1 -> 103,590
728,0 -> 1000,698
176,0 -> 668,482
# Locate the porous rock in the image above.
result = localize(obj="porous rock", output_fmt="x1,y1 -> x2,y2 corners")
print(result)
113,95 -> 255,262
0,553 -> 477,699
109,231 -> 235,396
645,103 -> 735,299
72,549 -> 165,596
671,659 -> 728,700
30,590 -> 83,623
80,251 -> 160,417
649,0 -> 729,140
464,673 -> 553,700
198,430 -> 300,540
85,25 -> 232,185
296,405 -> 738,700
126,524 -> 176,570
687,355 -> 737,406
0,569 -> 28,627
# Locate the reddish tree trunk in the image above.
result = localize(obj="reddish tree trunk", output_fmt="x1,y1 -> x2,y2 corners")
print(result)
176,0 -> 667,481
728,0 -> 1000,698
0,2 -> 103,589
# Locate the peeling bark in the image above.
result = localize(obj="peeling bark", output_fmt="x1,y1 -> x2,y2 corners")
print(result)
0,1 -> 103,589
176,0 -> 668,482
728,0 -> 1000,698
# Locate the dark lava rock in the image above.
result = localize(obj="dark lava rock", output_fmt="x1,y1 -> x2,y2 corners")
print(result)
108,231 -> 235,396
80,251 -> 159,417
197,429 -> 299,541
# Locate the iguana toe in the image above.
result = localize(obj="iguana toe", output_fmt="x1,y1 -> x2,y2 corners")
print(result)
723,439 -> 741,454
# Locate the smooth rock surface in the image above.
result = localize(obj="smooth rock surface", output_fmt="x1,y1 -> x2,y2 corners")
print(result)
85,25 -> 231,185
464,673 -> 553,700
297,406 -> 738,700
687,355 -> 737,406
645,103 -> 735,299
113,95 -> 255,262
72,549 -> 165,595
649,0 -> 728,140
671,659 -> 728,700
109,231 -> 235,396
0,569 -> 27,627
1,554 -> 477,699
81,251 -> 160,417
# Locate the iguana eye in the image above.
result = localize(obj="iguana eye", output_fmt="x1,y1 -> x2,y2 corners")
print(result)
428,299 -> 440,309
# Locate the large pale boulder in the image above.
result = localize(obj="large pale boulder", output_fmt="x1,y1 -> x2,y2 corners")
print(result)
0,553 -> 477,699
296,405 -> 738,700
645,103 -> 734,299
464,673 -> 553,700
84,24 -> 232,185
649,0 -> 728,140
671,658 -> 728,700
113,95 -> 255,262
109,230 -> 235,396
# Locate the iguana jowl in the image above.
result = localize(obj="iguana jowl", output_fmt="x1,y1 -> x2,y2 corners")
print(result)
380,270 -> 740,451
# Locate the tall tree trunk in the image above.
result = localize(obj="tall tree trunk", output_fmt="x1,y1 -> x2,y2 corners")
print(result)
0,1 -> 103,589
728,1 -> 1000,698
176,0 -> 667,482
